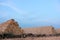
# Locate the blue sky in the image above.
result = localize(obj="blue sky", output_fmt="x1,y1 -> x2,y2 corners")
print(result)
0,0 -> 60,28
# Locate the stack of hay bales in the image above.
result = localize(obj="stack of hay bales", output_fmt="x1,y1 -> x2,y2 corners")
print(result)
23,26 -> 56,35
56,29 -> 60,34
0,19 -> 24,35
0,19 -> 58,35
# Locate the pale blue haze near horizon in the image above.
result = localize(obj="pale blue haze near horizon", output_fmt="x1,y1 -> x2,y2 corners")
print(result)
0,0 -> 60,28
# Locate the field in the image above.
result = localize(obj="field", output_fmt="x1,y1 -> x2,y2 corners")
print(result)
1,36 -> 60,40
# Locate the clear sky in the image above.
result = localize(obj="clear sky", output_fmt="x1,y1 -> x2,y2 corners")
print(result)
0,0 -> 60,28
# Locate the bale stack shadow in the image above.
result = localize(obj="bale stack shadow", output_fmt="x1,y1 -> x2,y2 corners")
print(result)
0,33 -> 60,39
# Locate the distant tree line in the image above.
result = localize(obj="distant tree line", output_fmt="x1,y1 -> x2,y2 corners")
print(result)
0,33 -> 60,39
